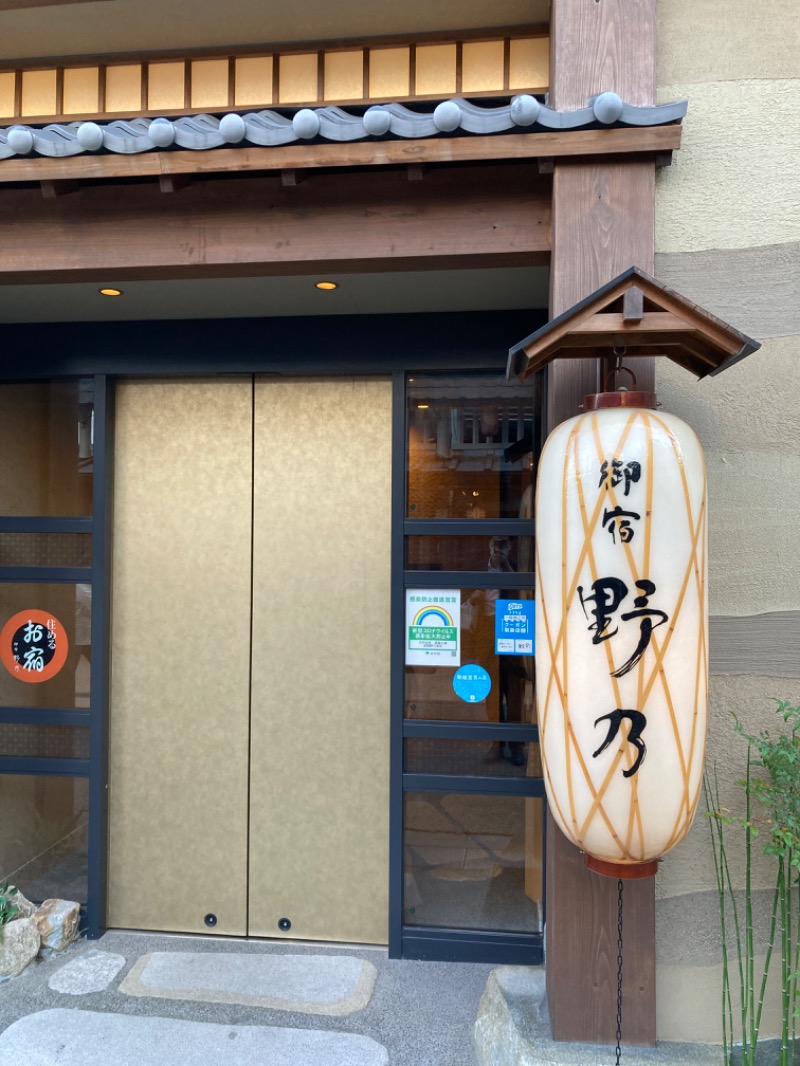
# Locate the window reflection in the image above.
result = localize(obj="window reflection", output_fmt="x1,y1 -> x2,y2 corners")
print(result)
405,536 -> 534,572
0,534 -> 92,568
406,374 -> 541,520
405,589 -> 535,725
405,738 -> 542,778
404,792 -> 542,933
0,724 -> 90,760
0,380 -> 94,517
0,775 -> 88,904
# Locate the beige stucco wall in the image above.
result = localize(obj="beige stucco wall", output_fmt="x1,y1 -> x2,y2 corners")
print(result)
654,0 -> 800,1043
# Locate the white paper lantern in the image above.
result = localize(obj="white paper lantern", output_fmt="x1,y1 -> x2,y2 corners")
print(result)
535,396 -> 708,875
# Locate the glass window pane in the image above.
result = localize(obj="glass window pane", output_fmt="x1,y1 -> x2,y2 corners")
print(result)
0,774 -> 89,905
0,380 -> 94,517
405,737 -> 542,778
0,533 -> 92,568
0,584 -> 91,709
407,373 -> 541,520
405,588 -> 534,723
0,723 -> 89,759
406,535 -> 533,572
404,792 -> 543,933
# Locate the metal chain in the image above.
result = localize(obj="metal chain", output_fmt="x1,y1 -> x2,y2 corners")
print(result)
615,878 -> 624,1066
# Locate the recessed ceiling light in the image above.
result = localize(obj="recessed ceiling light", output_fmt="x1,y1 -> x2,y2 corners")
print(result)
99,287 -> 123,297
417,404 -> 430,410
315,281 -> 338,291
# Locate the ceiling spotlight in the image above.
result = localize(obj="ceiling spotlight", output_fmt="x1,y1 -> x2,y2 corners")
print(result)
315,281 -> 338,291
99,287 -> 123,297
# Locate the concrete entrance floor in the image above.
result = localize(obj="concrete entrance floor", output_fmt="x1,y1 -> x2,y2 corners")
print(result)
0,930 -> 493,1066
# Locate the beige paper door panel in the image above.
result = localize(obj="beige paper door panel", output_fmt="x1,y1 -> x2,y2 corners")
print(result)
108,376 -> 392,944
108,379 -> 253,935
248,377 -> 392,943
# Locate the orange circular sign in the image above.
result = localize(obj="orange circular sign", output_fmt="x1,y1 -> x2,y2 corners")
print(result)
0,610 -> 69,684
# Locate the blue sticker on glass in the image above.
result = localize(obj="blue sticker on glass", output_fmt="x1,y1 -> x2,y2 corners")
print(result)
453,664 -> 492,703
495,599 -> 535,655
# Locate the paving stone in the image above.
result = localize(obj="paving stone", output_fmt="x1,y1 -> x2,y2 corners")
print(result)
48,951 -> 126,995
0,1009 -> 388,1066
119,951 -> 377,1016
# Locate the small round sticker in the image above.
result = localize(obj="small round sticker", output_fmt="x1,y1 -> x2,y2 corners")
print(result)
453,664 -> 492,703
0,610 -> 69,684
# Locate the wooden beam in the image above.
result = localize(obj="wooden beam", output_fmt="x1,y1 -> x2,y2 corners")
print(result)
0,127 -> 681,186
569,311 -> 694,334
40,179 -> 79,198
546,0 -> 658,1049
157,174 -> 190,194
0,164 -> 550,283
623,286 -> 644,322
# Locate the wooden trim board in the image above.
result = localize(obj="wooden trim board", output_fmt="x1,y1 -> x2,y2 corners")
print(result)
0,163 -> 551,282
0,126 -> 681,185
545,0 -> 658,1047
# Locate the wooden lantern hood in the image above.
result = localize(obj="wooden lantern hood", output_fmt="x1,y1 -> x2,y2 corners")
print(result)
508,265 -> 761,381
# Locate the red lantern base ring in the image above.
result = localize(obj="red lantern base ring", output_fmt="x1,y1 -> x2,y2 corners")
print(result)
585,855 -> 659,880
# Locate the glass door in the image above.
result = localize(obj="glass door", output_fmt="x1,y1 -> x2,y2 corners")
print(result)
0,378 -> 110,935
392,371 -> 546,963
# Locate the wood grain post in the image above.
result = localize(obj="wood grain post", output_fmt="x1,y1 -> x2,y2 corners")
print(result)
545,0 -> 657,1046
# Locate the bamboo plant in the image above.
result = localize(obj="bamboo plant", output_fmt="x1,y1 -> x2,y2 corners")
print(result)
705,699 -> 800,1066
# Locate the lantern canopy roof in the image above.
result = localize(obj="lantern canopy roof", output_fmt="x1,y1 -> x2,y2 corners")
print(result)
508,266 -> 761,381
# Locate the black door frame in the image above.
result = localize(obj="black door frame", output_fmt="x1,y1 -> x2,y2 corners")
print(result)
388,369 -> 545,965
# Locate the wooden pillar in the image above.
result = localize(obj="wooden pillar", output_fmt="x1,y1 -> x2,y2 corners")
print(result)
545,0 -> 657,1046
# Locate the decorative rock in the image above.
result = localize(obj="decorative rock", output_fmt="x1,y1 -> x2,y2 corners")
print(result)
76,122 -> 105,151
0,918 -> 40,981
510,94 -> 540,127
363,106 -> 391,137
10,888 -> 36,920
35,900 -> 80,954
433,100 -> 462,132
49,950 -> 126,995
292,108 -> 321,139
148,118 -> 175,147
7,126 -> 34,154
219,113 -> 246,143
592,90 -> 624,124
475,967 -> 723,1066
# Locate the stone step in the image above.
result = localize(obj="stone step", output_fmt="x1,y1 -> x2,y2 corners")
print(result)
0,1009 -> 389,1066
119,951 -> 377,1016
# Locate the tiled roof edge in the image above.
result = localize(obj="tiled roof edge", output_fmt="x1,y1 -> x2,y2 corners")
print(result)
0,94 -> 687,159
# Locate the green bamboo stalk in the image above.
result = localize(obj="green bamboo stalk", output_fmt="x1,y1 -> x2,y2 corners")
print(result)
745,751 -> 757,1063
788,848 -> 796,1066
754,878 -> 781,1051
721,813 -> 747,1063
705,773 -> 734,1064
793,855 -> 799,1066
705,770 -> 739,1065
779,858 -> 789,1066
